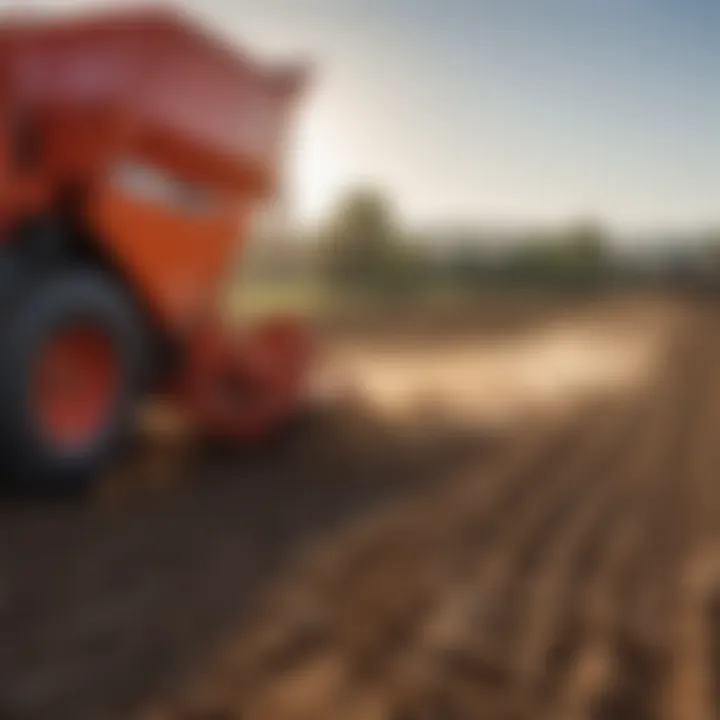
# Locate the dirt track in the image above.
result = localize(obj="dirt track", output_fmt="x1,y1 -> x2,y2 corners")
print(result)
3,296 -> 720,720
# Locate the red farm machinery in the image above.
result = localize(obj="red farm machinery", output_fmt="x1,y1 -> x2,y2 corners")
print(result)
0,7 -> 313,491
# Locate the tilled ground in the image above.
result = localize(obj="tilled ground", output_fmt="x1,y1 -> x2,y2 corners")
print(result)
0,387 -> 496,720
2,297 -> 719,720
148,300 -> 720,720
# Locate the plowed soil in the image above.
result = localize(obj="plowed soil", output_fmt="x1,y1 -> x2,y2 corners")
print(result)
2,296 -> 718,720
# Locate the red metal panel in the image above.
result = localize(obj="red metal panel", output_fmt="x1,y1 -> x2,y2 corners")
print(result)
0,7 -> 305,330
0,7 -> 303,195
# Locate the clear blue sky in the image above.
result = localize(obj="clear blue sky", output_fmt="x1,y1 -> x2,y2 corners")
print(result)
201,0 -> 720,235
8,0 -> 720,234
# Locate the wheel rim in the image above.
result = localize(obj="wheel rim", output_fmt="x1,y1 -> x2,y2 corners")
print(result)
32,323 -> 120,450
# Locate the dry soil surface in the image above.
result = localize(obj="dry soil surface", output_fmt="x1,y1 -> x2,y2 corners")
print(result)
1,296 -> 711,720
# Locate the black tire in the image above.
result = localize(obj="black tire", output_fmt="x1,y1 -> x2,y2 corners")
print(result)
0,268 -> 148,495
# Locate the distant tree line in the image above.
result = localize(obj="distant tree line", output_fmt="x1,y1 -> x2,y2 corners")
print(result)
244,187 -> 720,301
317,188 -> 616,296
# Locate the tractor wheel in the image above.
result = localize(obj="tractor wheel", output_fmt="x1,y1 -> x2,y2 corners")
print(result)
0,269 -> 148,495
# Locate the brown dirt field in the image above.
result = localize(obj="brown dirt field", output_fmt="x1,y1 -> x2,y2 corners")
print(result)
1,295 -> 717,720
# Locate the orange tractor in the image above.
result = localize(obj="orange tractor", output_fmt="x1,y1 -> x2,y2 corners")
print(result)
0,7 -> 313,492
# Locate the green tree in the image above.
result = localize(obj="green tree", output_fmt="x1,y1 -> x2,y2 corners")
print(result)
553,218 -> 609,287
701,227 -> 720,272
560,218 -> 607,265
319,188 -> 399,292
496,220 -> 610,289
